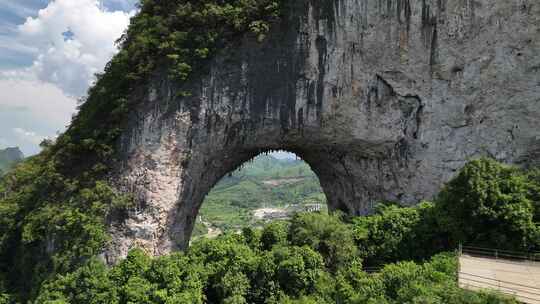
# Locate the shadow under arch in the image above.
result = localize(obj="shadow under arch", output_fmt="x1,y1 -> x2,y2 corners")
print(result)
170,144 -> 359,252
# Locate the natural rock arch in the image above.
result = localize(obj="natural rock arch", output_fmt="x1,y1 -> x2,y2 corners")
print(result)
105,0 -> 540,262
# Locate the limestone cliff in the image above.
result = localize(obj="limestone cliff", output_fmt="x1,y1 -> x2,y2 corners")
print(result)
105,0 -> 540,262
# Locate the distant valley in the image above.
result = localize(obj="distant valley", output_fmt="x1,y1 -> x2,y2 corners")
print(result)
194,154 -> 326,238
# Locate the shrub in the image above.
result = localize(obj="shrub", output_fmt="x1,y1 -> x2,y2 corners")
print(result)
288,212 -> 358,272
436,158 -> 540,251
353,202 -> 447,267
260,221 -> 289,250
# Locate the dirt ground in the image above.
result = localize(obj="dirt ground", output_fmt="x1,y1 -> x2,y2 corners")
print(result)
459,255 -> 540,304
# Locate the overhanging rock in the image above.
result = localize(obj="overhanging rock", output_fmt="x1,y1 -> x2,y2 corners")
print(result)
105,0 -> 540,262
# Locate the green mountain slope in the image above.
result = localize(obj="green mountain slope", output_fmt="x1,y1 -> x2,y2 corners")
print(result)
0,147 -> 23,175
0,1 -> 290,299
197,154 -> 326,234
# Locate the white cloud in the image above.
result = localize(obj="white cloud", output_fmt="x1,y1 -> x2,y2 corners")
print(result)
0,35 -> 37,55
271,151 -> 297,160
0,78 -> 77,124
13,127 -> 47,145
0,0 -> 135,155
103,0 -> 139,12
1,1 -> 42,20
0,78 -> 77,154
15,0 -> 134,96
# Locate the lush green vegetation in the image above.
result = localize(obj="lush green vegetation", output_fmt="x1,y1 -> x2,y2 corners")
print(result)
2,154 -> 539,302
0,0 -> 284,301
197,154 -> 325,233
353,159 -> 540,269
436,159 -> 540,251
32,210 -> 522,304
0,0 -> 538,301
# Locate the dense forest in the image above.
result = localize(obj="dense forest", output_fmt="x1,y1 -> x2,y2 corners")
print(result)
0,1 -> 286,301
1,158 -> 539,303
0,0 -> 539,303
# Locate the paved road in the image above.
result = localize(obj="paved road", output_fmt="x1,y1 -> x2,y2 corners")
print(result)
459,255 -> 540,304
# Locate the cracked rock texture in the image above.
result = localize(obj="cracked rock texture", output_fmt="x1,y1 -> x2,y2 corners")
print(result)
105,0 -> 540,263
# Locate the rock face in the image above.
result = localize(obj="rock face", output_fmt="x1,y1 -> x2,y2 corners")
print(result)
105,0 -> 540,262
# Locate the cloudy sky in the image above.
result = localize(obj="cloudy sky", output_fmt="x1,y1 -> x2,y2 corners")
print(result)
0,0 -> 137,155
0,0 -> 297,160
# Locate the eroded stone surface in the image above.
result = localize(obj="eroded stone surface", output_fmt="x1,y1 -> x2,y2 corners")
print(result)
105,0 -> 540,263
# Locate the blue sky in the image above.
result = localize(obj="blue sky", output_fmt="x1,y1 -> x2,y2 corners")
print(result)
0,1 -> 48,69
0,0 -> 137,69
0,0 -> 296,160
0,0 -> 137,155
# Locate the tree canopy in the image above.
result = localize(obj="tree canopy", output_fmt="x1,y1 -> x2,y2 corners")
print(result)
0,0 -> 538,301
2,156 -> 539,302
0,0 -> 284,300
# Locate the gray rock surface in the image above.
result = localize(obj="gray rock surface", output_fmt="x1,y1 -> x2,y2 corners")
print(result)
105,0 -> 540,262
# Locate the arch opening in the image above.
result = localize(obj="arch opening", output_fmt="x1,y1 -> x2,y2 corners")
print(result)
158,137 -> 384,256
192,150 -> 328,240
